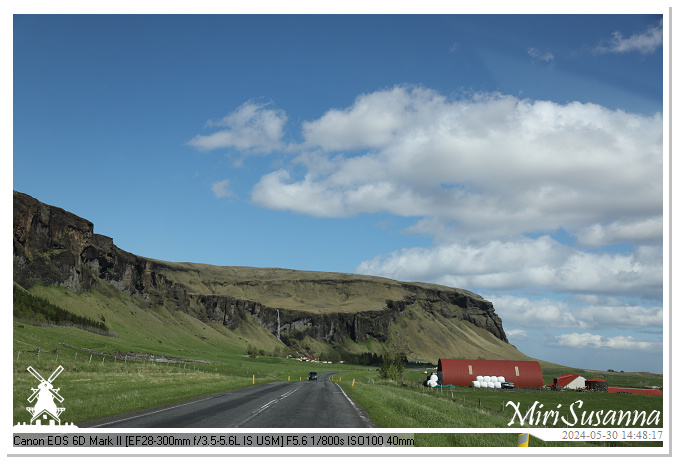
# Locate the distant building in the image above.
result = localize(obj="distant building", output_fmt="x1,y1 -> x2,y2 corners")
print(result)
585,378 -> 608,392
548,374 -> 586,390
437,359 -> 543,388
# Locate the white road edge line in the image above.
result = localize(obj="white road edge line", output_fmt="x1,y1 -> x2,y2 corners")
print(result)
333,381 -> 373,427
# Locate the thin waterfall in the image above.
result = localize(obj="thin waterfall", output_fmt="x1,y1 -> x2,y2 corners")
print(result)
277,309 -> 281,340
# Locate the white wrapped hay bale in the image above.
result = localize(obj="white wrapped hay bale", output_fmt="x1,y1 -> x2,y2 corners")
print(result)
472,381 -> 480,388
483,376 -> 491,383
498,376 -> 505,383
490,376 -> 498,383
476,376 -> 484,382
429,374 -> 438,382
427,379 -> 438,387
494,382 -> 501,389
480,381 -> 488,388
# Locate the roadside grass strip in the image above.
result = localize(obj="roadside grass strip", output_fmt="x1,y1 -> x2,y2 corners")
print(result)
343,382 -> 662,447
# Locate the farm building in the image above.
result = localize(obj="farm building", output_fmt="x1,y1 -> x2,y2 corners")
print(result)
437,358 -> 543,388
585,378 -> 609,392
548,374 -> 586,390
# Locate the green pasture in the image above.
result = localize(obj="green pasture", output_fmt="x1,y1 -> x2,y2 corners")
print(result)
338,369 -> 663,447
12,341 -> 348,425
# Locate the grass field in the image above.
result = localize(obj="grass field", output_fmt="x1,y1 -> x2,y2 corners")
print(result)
12,333 -> 664,448
339,376 -> 663,447
12,328 -> 353,424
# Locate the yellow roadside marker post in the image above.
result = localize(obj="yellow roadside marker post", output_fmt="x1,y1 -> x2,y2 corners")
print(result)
518,433 -> 529,447
253,375 -> 255,385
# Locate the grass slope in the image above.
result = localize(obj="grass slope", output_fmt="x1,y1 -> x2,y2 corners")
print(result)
122,262 -> 532,363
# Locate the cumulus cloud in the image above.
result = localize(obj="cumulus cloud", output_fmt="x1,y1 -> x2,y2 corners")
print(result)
356,237 -> 662,300
188,101 -> 287,153
594,21 -> 663,55
555,332 -> 660,351
505,329 -> 528,340
210,179 -> 235,199
492,294 -> 662,331
575,216 -> 662,248
252,86 -> 663,246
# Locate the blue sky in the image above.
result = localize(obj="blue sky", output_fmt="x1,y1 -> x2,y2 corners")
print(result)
11,11 -> 667,374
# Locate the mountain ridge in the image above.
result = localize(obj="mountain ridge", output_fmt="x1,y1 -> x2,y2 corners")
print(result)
13,190 -> 534,362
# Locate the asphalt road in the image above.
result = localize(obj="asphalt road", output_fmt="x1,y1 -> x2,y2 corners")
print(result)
82,372 -> 373,428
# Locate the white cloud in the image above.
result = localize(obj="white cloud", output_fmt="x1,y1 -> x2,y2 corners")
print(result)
492,294 -> 662,331
356,237 -> 662,300
188,101 -> 287,153
594,21 -> 663,55
527,47 -> 554,62
210,179 -> 235,199
575,216 -> 662,248
252,86 -> 663,246
555,332 -> 659,351
505,329 -> 528,340
301,86 -> 446,152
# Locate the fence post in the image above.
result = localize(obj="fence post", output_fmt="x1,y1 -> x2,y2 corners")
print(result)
89,354 -> 92,364
37,348 -> 40,361
74,352 -> 77,362
16,351 -> 21,361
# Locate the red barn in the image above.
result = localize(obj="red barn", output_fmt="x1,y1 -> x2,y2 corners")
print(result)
438,358 -> 543,388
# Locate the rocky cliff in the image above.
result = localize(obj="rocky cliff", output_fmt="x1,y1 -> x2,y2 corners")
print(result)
13,191 -> 511,356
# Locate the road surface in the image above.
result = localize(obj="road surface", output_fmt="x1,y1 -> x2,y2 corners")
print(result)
81,372 -> 373,428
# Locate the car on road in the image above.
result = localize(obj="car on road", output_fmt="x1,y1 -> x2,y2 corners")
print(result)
308,372 -> 318,381
501,382 -> 514,389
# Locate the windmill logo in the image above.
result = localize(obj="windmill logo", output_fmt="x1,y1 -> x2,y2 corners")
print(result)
25,365 -> 66,426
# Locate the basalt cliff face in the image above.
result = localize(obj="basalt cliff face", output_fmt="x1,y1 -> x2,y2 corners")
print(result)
13,191 -> 511,356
